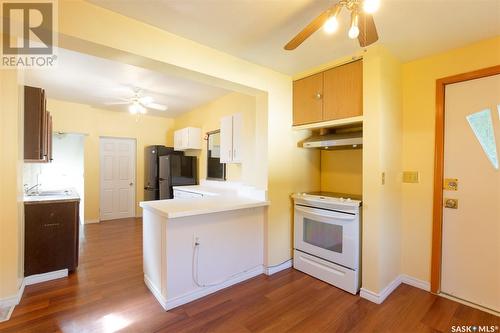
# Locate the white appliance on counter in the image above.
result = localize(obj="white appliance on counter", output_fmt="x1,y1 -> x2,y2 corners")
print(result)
292,192 -> 362,294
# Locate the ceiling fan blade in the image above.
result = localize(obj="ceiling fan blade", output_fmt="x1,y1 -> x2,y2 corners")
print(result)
144,102 -> 168,111
284,5 -> 337,50
358,13 -> 379,47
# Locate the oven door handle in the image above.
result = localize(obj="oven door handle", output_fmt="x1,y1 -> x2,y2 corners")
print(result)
295,205 -> 356,221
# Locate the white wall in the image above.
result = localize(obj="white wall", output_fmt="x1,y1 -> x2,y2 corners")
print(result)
23,133 -> 85,223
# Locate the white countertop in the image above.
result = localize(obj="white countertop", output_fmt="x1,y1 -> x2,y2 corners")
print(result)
172,185 -> 221,196
24,188 -> 80,205
141,184 -> 269,219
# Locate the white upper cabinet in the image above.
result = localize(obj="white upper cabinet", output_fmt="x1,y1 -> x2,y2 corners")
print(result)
220,113 -> 243,164
174,127 -> 201,151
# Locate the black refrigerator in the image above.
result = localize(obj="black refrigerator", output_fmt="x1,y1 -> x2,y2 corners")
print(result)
144,145 -> 198,200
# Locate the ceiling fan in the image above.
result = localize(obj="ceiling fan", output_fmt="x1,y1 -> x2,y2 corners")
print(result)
284,0 -> 380,50
106,89 -> 168,114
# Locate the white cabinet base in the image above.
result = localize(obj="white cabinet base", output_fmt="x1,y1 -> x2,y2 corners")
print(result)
142,207 -> 265,311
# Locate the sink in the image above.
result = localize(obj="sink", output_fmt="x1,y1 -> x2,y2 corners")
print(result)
27,190 -> 71,197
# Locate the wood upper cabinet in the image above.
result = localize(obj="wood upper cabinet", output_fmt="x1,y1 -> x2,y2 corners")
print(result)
293,72 -> 324,126
323,60 -> 363,121
24,86 -> 53,162
292,60 -> 363,126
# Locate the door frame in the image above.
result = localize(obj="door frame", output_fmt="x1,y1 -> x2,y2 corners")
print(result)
99,136 -> 137,221
431,65 -> 500,293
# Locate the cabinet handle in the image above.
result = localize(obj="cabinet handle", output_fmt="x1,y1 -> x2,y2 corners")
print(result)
43,223 -> 60,228
233,149 -> 236,160
229,149 -> 232,160
315,92 -> 322,100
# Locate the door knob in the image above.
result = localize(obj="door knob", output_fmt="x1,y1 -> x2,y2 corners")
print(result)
129,182 -> 134,186
444,198 -> 458,209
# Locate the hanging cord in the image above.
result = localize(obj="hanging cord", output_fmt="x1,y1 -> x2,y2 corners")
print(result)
192,240 -> 262,288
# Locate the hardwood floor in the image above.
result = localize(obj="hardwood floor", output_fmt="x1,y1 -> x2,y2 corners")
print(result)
0,218 -> 497,332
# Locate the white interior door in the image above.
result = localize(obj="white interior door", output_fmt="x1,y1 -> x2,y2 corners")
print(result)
441,73 -> 500,313
100,137 -> 136,221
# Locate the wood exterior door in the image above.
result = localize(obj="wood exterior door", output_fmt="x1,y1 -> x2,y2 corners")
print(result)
440,73 -> 500,313
293,72 -> 323,125
100,137 -> 136,221
323,60 -> 363,121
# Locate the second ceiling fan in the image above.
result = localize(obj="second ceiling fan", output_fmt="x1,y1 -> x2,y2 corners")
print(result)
284,0 -> 380,50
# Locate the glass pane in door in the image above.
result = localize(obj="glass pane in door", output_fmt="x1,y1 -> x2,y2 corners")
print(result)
303,218 -> 343,253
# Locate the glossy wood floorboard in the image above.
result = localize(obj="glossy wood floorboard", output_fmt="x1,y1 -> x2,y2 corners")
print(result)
1,218 -> 497,332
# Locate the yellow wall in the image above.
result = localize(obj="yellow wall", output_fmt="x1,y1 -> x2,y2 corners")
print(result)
362,46 -> 403,292
320,149 -> 362,195
401,36 -> 500,282
0,69 -> 24,300
57,0 -> 320,266
47,98 -> 175,222
172,92 -> 257,185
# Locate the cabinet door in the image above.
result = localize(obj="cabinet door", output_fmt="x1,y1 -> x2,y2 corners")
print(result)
186,127 -> 201,150
220,115 -> 233,163
24,86 -> 45,160
231,113 -> 243,163
24,202 -> 79,276
48,113 -> 53,162
293,72 -> 323,126
323,60 -> 363,121
174,130 -> 183,151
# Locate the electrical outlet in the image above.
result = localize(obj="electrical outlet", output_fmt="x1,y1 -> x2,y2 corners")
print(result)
381,172 -> 385,185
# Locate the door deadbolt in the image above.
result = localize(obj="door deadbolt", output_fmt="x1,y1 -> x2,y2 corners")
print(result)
444,178 -> 458,191
444,198 -> 458,209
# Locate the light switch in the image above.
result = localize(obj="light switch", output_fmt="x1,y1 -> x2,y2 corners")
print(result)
403,171 -> 420,183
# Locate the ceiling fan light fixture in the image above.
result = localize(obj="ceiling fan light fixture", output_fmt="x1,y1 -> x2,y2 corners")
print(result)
323,4 -> 341,34
324,16 -> 339,34
348,11 -> 360,39
129,102 -> 146,115
363,0 -> 380,14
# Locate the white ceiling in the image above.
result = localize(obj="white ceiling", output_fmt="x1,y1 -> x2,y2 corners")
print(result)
88,0 -> 500,75
24,47 -> 231,117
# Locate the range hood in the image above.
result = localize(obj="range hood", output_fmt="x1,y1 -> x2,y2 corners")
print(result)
301,131 -> 362,149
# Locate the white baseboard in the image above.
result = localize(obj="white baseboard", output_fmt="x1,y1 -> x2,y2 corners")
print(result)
144,274 -> 167,309
360,274 -> 430,304
360,275 -> 402,304
400,274 -> 430,291
0,269 -> 69,322
24,269 -> 68,286
145,266 -> 264,311
0,280 -> 25,323
265,259 -> 292,276
84,218 -> 100,224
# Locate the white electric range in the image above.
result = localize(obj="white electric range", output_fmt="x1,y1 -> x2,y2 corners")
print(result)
292,192 -> 362,294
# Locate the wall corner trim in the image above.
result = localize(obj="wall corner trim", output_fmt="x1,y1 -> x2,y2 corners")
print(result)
360,274 -> 430,304
265,259 -> 292,276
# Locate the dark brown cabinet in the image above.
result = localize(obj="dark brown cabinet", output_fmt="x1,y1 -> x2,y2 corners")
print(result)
24,201 -> 80,276
24,85 -> 53,162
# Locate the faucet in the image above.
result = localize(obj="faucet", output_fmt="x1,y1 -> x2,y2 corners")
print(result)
24,183 -> 41,195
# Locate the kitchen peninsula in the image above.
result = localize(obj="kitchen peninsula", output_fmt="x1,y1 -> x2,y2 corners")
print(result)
139,182 -> 269,310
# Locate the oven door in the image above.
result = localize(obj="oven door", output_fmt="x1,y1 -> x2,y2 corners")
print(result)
294,204 -> 359,270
